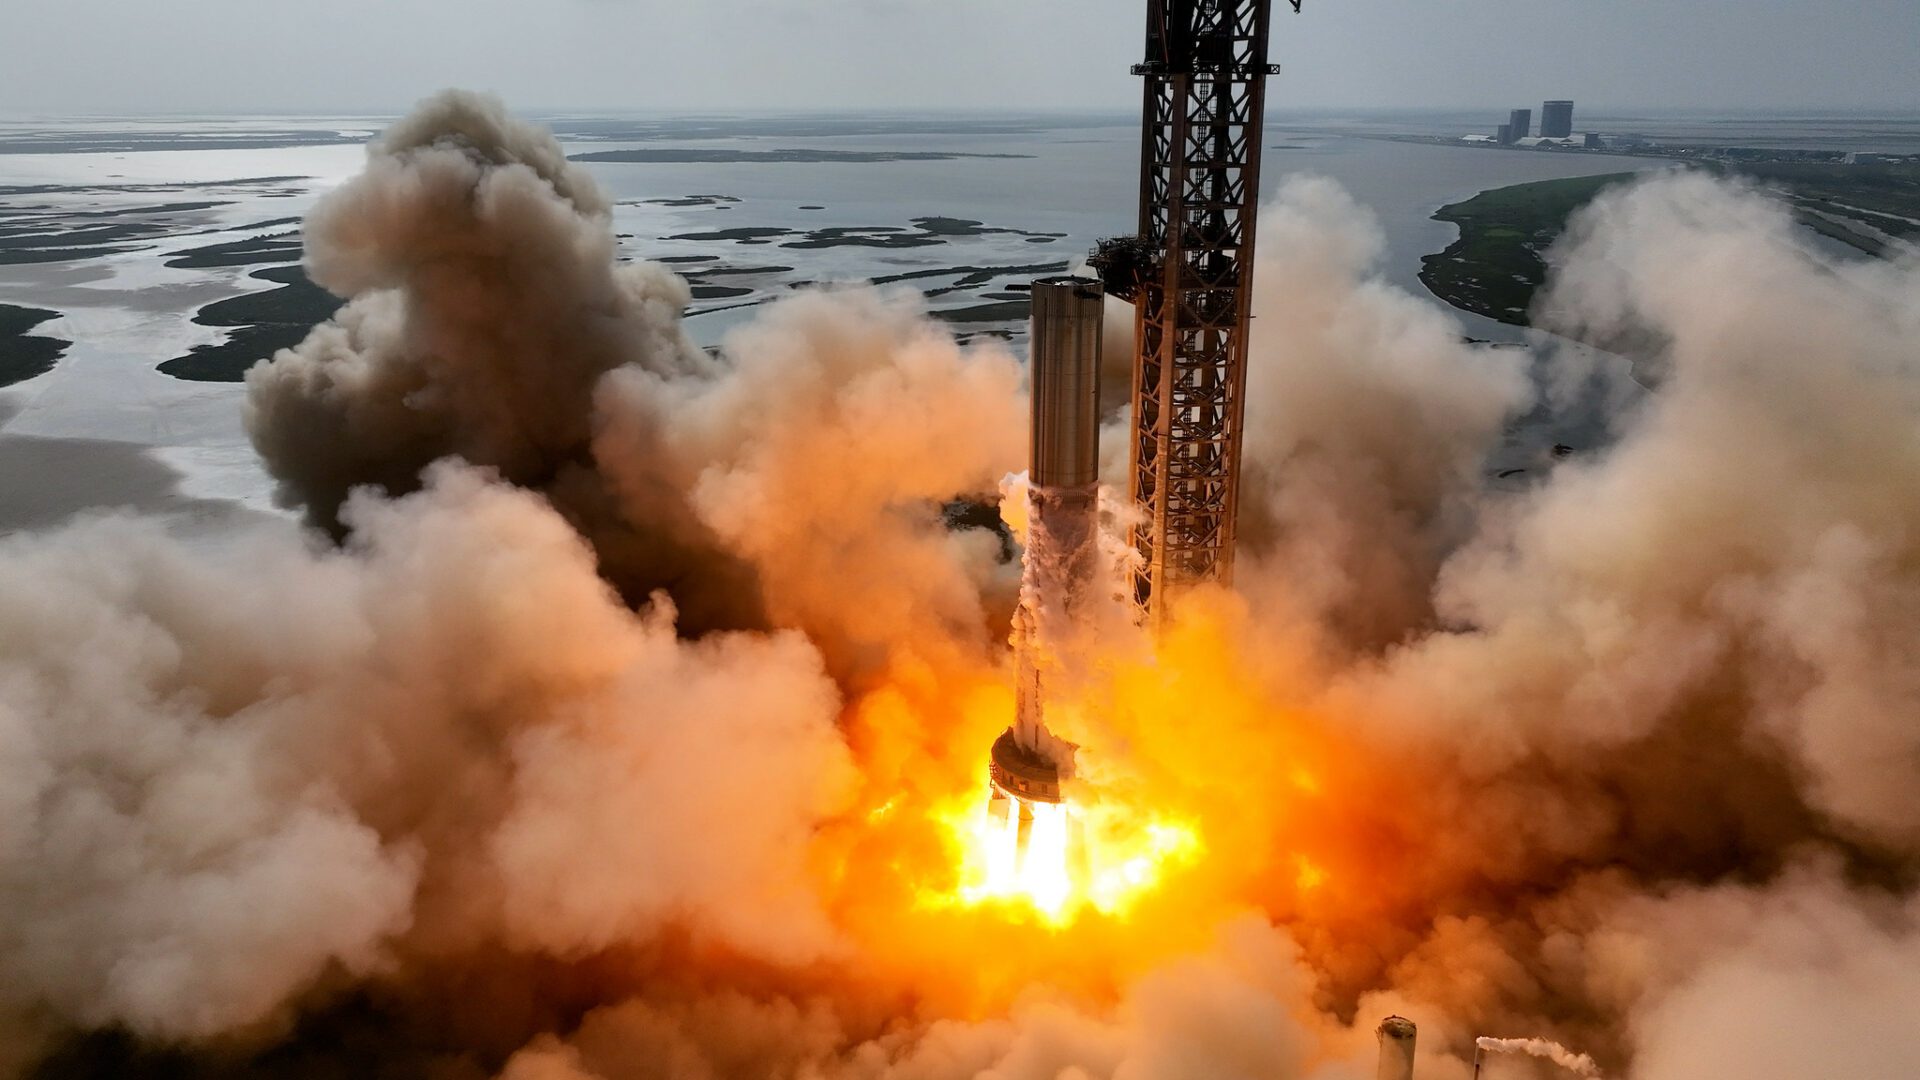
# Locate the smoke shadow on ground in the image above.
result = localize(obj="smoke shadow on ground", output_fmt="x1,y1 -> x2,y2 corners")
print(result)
0,401 -> 266,534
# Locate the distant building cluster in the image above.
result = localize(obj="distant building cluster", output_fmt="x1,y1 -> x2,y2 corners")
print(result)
1450,99 -> 1920,165
1485,100 -> 1572,145
1460,99 -> 1603,152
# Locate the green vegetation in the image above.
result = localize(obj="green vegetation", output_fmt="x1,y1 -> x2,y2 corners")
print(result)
1419,173 -> 1635,327
570,149 -> 1030,164
665,218 -> 1064,252
0,303 -> 68,388
191,264 -> 340,327
164,230 -> 303,269
159,265 -> 343,383
158,323 -> 317,383
0,202 -> 217,265
934,299 -> 1031,324
1702,161 -> 1920,257
1421,162 -> 1920,326
1713,161 -> 1920,223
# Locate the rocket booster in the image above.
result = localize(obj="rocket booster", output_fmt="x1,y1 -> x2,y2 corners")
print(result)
1028,276 -> 1105,493
994,276 -> 1105,814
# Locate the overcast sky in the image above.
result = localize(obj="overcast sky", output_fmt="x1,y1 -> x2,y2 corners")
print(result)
2,0 -> 1916,117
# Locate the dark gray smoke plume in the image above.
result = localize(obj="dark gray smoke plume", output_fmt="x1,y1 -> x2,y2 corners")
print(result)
5,95 -> 1920,1080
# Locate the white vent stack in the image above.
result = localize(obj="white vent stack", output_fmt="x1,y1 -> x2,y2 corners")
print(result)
1376,1015 -> 1417,1080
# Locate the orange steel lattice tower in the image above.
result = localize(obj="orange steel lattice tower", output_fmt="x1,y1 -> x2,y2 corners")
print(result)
1127,0 -> 1295,629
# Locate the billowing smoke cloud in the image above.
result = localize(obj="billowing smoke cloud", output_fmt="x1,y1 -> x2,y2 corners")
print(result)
1236,176 -> 1534,654
496,915 -> 1326,1080
245,91 -> 707,520
594,287 -> 1026,683
1385,173 -> 1920,847
240,90 -> 772,637
6,94 -> 1920,1080
1597,862 -> 1920,1080
0,463 -> 857,1064
247,89 -> 1023,669
1267,171 -> 1920,1070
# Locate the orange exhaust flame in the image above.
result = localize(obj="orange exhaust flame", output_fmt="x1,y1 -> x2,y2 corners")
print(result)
931,788 -> 1202,927
812,593 -> 1389,1022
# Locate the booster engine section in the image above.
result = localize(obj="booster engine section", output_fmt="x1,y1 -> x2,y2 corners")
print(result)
988,277 -> 1105,872
990,729 -> 1063,805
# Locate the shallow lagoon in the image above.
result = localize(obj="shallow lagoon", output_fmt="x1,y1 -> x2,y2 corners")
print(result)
0,109 -> 1882,529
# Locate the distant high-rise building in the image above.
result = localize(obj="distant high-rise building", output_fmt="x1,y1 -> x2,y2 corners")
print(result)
1509,108 -> 1532,140
1542,100 -> 1575,139
1497,123 -> 1514,144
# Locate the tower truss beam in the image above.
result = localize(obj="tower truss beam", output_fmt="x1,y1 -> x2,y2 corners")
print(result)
1128,0 -> 1281,629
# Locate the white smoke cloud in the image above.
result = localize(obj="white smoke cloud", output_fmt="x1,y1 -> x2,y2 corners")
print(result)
246,90 -> 709,526
487,602 -> 857,962
594,285 -> 1028,684
496,917 -> 1332,1080
1601,865 -> 1920,1080
1357,174 -> 1920,842
1476,1036 -> 1602,1077
0,463 -> 858,1051
0,512 -> 420,1044
1237,175 -> 1534,655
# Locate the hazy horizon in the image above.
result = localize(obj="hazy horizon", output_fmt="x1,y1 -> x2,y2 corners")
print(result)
8,104 -> 1920,122
1,0 -> 1914,117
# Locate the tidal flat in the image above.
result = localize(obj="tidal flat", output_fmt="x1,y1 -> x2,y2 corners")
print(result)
162,265 -> 343,383
571,148 -> 1032,164
0,110 -> 1791,524
0,303 -> 68,387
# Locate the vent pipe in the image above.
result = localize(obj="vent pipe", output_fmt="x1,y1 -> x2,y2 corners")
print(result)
1376,1016 -> 1417,1080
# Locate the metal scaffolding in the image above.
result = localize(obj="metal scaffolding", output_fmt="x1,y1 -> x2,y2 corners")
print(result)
1127,0 -> 1288,630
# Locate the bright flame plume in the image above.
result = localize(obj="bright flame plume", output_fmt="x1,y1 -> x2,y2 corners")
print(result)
943,787 -> 1202,926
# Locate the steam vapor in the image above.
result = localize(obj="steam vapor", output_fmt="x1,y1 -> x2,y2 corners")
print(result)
1477,1037 -> 1603,1077
5,91 -> 1920,1080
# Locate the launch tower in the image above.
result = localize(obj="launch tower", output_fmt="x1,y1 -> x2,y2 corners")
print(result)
1126,0 -> 1294,629
978,1 -> 1300,882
